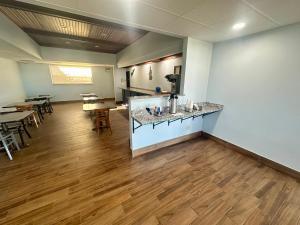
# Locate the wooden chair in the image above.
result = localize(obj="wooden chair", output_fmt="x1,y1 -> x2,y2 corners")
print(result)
94,109 -> 112,135
0,131 -> 20,160
16,105 -> 40,128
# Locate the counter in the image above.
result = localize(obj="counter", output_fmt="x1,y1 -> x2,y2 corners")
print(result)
129,95 -> 224,157
132,102 -> 223,125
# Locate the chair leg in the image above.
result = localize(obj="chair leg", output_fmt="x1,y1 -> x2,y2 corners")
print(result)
107,118 -> 112,135
2,141 -> 13,160
96,122 -> 100,135
11,134 -> 20,151
18,127 -> 25,147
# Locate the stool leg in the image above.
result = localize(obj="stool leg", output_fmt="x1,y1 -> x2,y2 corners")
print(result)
18,127 -> 25,147
107,118 -> 112,135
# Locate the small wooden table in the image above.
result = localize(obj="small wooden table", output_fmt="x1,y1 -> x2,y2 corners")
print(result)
83,102 -> 116,112
0,111 -> 34,146
83,103 -> 116,132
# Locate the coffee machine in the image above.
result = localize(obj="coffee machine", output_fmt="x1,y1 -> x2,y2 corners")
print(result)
165,74 -> 180,114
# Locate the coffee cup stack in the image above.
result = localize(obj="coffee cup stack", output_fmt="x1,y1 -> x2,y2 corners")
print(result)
185,99 -> 194,112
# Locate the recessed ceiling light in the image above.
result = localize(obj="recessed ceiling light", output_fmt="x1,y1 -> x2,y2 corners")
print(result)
232,22 -> 246,30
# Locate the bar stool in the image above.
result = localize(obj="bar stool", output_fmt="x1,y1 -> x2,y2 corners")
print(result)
94,109 -> 112,135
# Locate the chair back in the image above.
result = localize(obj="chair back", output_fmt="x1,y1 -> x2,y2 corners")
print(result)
94,108 -> 112,134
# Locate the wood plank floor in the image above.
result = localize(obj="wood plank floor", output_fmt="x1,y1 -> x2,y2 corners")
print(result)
0,102 -> 299,225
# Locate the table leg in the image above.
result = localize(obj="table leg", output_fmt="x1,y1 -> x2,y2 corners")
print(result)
48,101 -> 53,113
38,106 -> 44,120
21,120 -> 31,138
44,102 -> 51,114
18,126 -> 25,146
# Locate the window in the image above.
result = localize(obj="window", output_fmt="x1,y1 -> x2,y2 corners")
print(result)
49,65 -> 93,84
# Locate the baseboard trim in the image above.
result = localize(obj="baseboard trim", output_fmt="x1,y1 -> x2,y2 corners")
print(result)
52,98 -> 115,104
203,132 -> 300,180
103,98 -> 116,101
132,131 -> 202,158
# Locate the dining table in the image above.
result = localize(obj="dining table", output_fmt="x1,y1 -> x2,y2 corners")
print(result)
25,96 -> 54,113
80,93 -> 98,97
82,96 -> 103,103
0,107 -> 18,114
83,102 -> 117,131
0,110 -> 34,146
83,102 -> 117,112
4,100 -> 47,120
25,95 -> 54,101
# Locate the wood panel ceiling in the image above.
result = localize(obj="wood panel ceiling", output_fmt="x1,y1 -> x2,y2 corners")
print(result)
0,1 -> 148,54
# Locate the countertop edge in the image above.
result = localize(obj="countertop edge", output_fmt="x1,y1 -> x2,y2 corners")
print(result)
132,103 -> 224,125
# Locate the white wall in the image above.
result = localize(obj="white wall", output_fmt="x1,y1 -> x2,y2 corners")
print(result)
130,96 -> 202,150
117,32 -> 183,68
113,67 -> 127,102
0,12 -> 41,61
0,58 -> 26,106
204,23 -> 300,171
17,47 -> 118,102
20,63 -> 115,101
181,37 -> 213,103
129,57 -> 182,92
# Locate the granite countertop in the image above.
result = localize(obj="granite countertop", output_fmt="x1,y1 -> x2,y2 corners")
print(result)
132,102 -> 224,125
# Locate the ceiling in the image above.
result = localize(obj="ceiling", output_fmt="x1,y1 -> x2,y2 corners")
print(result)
0,1 -> 148,53
17,0 -> 300,42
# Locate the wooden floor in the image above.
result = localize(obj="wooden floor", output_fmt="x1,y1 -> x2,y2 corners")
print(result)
0,103 -> 299,225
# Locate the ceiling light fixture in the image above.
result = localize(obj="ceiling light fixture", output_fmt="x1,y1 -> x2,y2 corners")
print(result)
232,22 -> 246,30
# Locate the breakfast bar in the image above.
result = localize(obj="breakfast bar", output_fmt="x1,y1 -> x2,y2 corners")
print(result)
129,95 -> 224,157
132,102 -> 223,132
